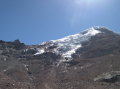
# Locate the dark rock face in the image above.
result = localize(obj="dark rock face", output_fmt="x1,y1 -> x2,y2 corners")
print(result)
0,40 -> 25,50
74,28 -> 120,59
0,28 -> 120,89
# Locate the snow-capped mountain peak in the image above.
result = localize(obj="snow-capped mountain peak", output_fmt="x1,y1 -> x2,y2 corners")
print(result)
34,27 -> 102,59
84,27 -> 102,36
51,27 -> 101,43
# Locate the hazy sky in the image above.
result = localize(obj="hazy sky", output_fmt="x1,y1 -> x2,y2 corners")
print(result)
0,0 -> 120,44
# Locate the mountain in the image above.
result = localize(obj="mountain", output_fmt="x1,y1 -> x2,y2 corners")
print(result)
0,27 -> 120,89
35,27 -> 101,58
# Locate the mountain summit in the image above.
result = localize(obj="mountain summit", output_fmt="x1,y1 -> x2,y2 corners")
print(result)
36,27 -> 101,58
0,27 -> 120,89
33,27 -> 119,61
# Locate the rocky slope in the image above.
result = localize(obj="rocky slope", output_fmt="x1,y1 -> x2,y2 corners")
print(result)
0,27 -> 120,89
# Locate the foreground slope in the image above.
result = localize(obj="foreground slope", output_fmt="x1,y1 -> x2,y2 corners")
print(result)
0,27 -> 120,89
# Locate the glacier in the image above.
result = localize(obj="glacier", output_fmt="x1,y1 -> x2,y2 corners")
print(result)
34,27 -> 102,58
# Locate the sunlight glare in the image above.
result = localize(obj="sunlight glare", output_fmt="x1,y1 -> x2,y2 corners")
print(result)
74,0 -> 105,7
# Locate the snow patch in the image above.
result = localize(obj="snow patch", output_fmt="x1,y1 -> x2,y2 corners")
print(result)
34,48 -> 45,55
23,64 -> 29,71
62,45 -> 82,58
24,49 -> 29,52
3,70 -> 7,72
4,58 -> 7,61
84,27 -> 101,36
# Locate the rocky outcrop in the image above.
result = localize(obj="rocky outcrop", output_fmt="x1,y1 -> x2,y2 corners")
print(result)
94,71 -> 120,83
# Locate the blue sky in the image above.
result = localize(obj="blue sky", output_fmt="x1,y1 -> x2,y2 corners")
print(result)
0,0 -> 120,44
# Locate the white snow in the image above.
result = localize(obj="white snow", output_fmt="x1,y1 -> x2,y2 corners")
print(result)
62,45 -> 82,58
84,27 -> 101,36
4,58 -> 7,61
3,70 -> 7,72
34,48 -> 45,55
50,27 -> 101,58
23,64 -> 29,71
35,27 -> 101,59
24,49 -> 29,52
